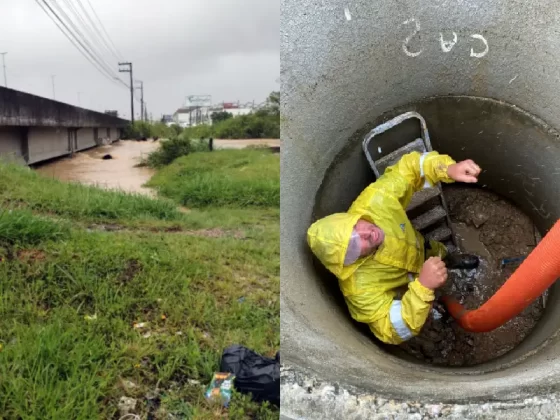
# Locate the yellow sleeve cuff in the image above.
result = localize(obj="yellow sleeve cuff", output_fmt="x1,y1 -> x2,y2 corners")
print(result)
433,155 -> 456,184
410,279 -> 435,302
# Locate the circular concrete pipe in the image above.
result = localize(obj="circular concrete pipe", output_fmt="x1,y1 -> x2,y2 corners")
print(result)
281,1 -> 560,417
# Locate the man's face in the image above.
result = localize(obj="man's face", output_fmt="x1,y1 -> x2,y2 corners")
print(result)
354,219 -> 385,256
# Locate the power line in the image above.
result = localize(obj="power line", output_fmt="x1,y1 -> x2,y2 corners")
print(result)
78,0 -> 121,62
46,0 -> 124,85
56,0 -> 134,99
62,0 -> 118,67
35,0 -> 127,89
85,0 -> 124,61
64,0 -> 126,80
36,0 -> 124,88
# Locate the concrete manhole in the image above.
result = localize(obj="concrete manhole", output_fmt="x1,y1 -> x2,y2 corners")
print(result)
282,94 -> 560,418
281,2 -> 560,416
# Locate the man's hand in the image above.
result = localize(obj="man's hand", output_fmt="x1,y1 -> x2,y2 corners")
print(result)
419,257 -> 448,290
447,159 -> 481,183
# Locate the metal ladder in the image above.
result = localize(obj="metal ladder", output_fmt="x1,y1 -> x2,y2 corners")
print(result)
362,111 -> 458,252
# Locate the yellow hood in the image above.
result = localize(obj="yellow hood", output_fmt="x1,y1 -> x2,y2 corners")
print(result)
307,212 -> 362,280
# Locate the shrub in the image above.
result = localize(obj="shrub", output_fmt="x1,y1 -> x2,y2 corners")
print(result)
177,112 -> 279,140
181,124 -> 212,140
122,121 -> 181,140
146,136 -> 195,167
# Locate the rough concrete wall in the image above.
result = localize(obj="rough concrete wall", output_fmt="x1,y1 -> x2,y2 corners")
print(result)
28,127 -> 69,164
102,128 -> 111,143
76,128 -> 96,151
0,127 -> 23,160
0,86 -> 128,128
106,127 -> 121,142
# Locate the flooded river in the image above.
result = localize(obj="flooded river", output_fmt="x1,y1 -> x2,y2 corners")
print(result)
34,139 -> 279,197
35,140 -> 159,197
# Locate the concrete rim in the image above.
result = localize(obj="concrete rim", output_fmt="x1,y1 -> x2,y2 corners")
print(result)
281,95 -> 560,403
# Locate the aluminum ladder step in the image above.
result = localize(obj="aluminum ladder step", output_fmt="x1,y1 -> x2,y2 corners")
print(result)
374,138 -> 426,175
406,187 -> 440,212
425,226 -> 453,243
363,111 -> 458,249
411,205 -> 447,231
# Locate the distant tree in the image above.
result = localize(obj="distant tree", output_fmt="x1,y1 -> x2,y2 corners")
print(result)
268,91 -> 279,106
211,111 -> 233,124
170,124 -> 183,136
264,91 -> 280,115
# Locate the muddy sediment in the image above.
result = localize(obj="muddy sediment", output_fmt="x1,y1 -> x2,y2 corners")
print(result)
398,186 -> 545,366
34,139 -> 280,196
34,140 -> 159,196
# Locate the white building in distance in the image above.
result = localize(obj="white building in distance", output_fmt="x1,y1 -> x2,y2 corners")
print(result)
221,102 -> 253,118
172,98 -> 254,127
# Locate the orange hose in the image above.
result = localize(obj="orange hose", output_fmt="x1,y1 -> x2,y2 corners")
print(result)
442,218 -> 560,333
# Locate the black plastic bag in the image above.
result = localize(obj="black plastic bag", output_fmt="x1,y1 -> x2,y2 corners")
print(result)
220,344 -> 280,407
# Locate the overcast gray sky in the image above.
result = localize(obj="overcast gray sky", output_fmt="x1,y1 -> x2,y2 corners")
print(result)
0,0 -> 279,120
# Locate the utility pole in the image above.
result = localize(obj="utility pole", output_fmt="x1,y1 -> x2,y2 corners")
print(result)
0,52 -> 7,87
135,80 -> 144,121
118,62 -> 134,123
51,75 -> 56,99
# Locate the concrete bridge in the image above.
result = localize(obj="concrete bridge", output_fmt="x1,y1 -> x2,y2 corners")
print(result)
0,86 -> 128,165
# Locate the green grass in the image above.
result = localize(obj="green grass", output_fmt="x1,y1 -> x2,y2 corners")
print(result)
0,163 -> 180,221
0,151 -> 279,419
146,149 -> 280,207
0,209 -> 70,245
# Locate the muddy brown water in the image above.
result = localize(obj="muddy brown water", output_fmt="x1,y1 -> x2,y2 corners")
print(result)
35,140 -> 159,197
34,139 -> 279,197
397,185 -> 546,367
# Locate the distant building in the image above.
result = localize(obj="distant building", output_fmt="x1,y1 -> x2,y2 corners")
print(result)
222,102 -> 253,117
161,114 -> 174,126
172,95 -> 213,127
173,106 -> 211,127
104,110 -> 118,117
172,97 -> 255,127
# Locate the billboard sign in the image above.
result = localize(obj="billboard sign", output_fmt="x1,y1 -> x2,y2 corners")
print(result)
185,95 -> 212,107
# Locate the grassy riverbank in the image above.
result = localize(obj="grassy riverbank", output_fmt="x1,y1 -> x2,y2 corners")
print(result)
0,149 -> 279,419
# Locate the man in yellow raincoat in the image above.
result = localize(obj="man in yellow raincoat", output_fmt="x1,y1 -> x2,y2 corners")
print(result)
307,151 -> 481,345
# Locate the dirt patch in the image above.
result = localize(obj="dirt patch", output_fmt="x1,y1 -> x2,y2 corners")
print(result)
86,223 -> 245,239
1,198 -> 26,209
398,186 -> 545,366
88,223 -> 124,232
163,226 -> 182,233
118,259 -> 143,284
183,228 -> 245,239
16,249 -> 47,262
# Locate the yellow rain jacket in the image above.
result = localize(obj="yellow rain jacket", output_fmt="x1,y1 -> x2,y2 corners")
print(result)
307,151 -> 456,344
